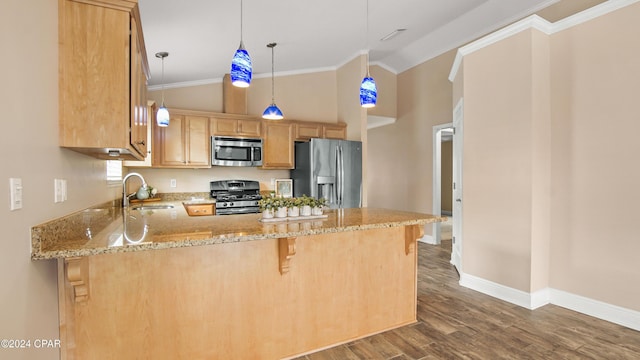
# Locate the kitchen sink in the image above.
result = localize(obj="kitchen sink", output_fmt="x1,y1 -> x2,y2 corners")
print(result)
131,205 -> 175,211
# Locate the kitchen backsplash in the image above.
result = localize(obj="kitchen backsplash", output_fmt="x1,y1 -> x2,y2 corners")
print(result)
128,167 -> 291,194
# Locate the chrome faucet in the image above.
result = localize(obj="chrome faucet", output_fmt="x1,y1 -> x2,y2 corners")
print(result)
122,172 -> 147,207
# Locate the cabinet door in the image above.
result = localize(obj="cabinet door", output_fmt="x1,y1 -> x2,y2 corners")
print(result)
322,123 -> 347,140
294,123 -> 322,141
155,114 -> 186,166
211,117 -> 262,137
153,113 -> 210,168
237,119 -> 262,137
211,118 -> 238,136
130,16 -> 148,156
262,122 -> 294,169
58,0 -> 147,160
185,116 -> 210,167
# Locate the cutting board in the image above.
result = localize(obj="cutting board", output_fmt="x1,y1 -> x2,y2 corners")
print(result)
130,197 -> 162,204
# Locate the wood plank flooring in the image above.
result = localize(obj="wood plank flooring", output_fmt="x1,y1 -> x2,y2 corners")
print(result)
293,240 -> 640,359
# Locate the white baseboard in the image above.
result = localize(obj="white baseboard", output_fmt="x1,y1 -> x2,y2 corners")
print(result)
459,273 -> 640,331
550,289 -> 640,332
419,234 -> 437,245
460,273 -> 540,309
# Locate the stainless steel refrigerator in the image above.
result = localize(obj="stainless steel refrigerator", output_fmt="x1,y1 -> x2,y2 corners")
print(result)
290,138 -> 362,208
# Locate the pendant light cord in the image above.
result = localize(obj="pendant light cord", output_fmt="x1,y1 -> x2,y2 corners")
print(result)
240,0 -> 244,48
269,43 -> 277,104
161,56 -> 165,106
365,0 -> 371,77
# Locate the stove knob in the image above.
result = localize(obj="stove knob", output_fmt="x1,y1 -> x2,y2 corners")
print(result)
229,202 -> 234,207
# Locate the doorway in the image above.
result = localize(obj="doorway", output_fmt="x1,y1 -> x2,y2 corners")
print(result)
432,98 -> 463,274
431,123 -> 453,245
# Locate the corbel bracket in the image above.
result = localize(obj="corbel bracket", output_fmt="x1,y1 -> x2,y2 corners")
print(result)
405,224 -> 424,255
278,237 -> 297,275
65,257 -> 90,303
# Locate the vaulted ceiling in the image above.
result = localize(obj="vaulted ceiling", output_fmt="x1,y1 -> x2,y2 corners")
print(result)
139,0 -> 567,87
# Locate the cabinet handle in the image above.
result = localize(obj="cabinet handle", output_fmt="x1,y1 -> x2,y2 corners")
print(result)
136,140 -> 146,145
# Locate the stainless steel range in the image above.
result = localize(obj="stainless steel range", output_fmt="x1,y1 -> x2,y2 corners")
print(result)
210,180 -> 262,215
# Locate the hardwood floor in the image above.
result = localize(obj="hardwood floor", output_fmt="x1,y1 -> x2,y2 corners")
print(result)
294,240 -> 640,359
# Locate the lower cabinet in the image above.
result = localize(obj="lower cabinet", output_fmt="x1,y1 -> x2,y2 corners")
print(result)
153,110 -> 210,168
262,121 -> 294,169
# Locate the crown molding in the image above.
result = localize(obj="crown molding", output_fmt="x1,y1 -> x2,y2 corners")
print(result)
448,0 -> 640,82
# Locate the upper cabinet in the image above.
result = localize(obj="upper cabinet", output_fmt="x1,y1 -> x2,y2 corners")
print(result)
211,115 -> 262,138
294,122 -> 347,141
58,0 -> 149,160
262,121 -> 294,169
153,109 -> 211,168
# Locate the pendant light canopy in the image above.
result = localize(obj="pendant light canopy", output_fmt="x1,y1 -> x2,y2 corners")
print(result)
230,0 -> 252,88
360,0 -> 377,108
262,42 -> 284,120
155,52 -> 170,127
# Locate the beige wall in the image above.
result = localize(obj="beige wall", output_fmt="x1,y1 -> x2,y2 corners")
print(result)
367,50 -> 455,217
247,71 -> 338,123
1,0 -> 123,358
549,2 -> 640,311
462,30 -> 537,292
457,1 -> 640,310
368,64 -> 398,118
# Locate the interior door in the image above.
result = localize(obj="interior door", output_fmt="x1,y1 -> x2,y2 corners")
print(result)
452,98 -> 464,273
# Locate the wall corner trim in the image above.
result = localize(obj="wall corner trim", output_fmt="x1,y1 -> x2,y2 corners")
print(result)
447,0 -> 640,83
459,273 -> 640,331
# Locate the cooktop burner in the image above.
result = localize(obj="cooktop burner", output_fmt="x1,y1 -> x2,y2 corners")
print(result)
210,180 -> 262,215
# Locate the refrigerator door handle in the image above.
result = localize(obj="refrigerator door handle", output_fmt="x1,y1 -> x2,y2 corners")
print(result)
332,147 -> 340,207
339,144 -> 344,207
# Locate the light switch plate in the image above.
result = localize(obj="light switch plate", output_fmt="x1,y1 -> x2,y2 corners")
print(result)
9,178 -> 23,210
54,179 -> 67,203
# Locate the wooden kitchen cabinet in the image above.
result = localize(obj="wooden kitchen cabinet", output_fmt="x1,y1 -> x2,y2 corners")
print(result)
294,122 -> 322,141
294,121 -> 347,141
211,116 -> 262,137
58,0 -> 149,160
262,121 -> 295,169
124,101 -> 156,167
322,123 -> 347,140
153,109 -> 210,168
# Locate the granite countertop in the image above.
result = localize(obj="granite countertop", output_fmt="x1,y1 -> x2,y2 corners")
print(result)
31,199 -> 446,260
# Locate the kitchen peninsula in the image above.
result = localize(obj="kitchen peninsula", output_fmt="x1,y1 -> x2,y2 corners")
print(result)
32,200 -> 444,359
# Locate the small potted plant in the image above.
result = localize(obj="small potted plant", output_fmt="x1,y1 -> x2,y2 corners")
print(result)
299,195 -> 313,216
258,197 -> 274,219
312,197 -> 327,216
287,197 -> 302,217
272,197 -> 288,218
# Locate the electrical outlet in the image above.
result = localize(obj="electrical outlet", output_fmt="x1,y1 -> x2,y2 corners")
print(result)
9,178 -> 23,210
170,179 -> 177,188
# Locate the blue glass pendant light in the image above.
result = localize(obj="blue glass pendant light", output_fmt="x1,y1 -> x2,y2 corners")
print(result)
262,43 -> 284,120
359,0 -> 377,108
155,52 -> 170,127
360,70 -> 377,108
230,0 -> 252,87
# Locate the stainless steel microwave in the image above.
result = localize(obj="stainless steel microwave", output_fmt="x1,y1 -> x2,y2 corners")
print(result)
211,136 -> 263,167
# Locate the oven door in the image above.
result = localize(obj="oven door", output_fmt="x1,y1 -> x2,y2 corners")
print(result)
212,137 -> 263,166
